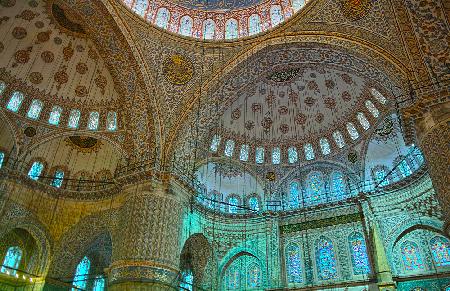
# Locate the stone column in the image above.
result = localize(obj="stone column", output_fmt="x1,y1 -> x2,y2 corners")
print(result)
412,103 -> 450,234
370,223 -> 396,291
108,179 -> 188,291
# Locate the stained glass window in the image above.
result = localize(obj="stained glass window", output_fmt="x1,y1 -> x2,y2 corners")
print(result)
289,181 -> 300,208
224,255 -> 261,290
286,243 -> 303,283
430,236 -> 450,267
228,197 -> 239,214
73,256 -> 90,291
319,138 -> 331,155
133,0 -> 148,16
365,100 -> 379,118
249,196 -> 259,211
155,8 -> 170,29
401,241 -> 424,271
1,246 -> 22,275
225,19 -> 239,39
248,14 -> 262,36
180,269 -> 193,291
255,147 -> 264,164
305,172 -> 325,205
357,112 -> 370,130
374,168 -> 389,187
6,91 -> 24,112
224,140 -> 235,157
371,88 -> 387,104
333,131 -> 346,148
48,106 -> 63,126
0,81 -> 5,95
203,19 -> 215,40
270,5 -> 284,27
210,135 -> 221,152
27,99 -> 43,120
331,171 -> 346,199
179,16 -> 193,37
225,264 -> 240,290
316,237 -> 337,280
288,147 -> 298,163
349,233 -> 370,275
87,111 -> 99,130
247,263 -> 261,288
52,170 -> 64,188
398,159 -> 412,177
107,111 -> 117,131
292,0 -> 305,12
28,161 -> 44,181
93,276 -> 105,291
68,109 -> 81,129
240,144 -> 249,161
346,122 -> 359,140
0,152 -> 4,169
272,147 -> 281,164
304,143 -> 315,161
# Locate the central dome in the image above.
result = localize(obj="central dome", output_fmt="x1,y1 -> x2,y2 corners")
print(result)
121,0 -> 309,40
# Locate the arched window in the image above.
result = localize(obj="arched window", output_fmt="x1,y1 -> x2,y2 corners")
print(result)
349,232 -> 370,275
225,19 -> 238,39
255,147 -> 264,164
73,256 -> 91,291
155,7 -> 170,29
319,138 -> 331,155
304,143 -> 315,161
430,236 -> 450,267
357,112 -> 370,130
316,237 -> 337,280
286,243 -> 303,283
305,172 -> 325,205
289,181 -> 300,208
270,5 -> 284,27
397,159 -> 412,178
288,147 -> 298,163
68,109 -> 81,129
27,99 -> 43,120
401,241 -> 425,271
225,264 -> 240,289
331,171 -> 346,199
179,16 -> 193,37
248,196 -> 259,211
48,106 -> 63,126
248,14 -> 261,36
87,111 -> 100,130
0,80 -> 5,95
346,122 -> 359,140
107,111 -> 117,131
224,140 -> 235,157
6,91 -> 24,112
292,0 -> 305,12
272,147 -> 281,164
365,100 -> 379,118
93,275 -> 105,291
180,269 -> 194,290
28,161 -> 44,181
210,135 -> 221,152
52,170 -> 64,188
203,19 -> 215,40
133,0 -> 149,16
370,88 -> 387,104
247,263 -> 261,288
0,151 -> 5,168
223,255 -> 261,290
228,196 -> 239,214
240,144 -> 249,161
333,131 -> 346,148
1,246 -> 22,275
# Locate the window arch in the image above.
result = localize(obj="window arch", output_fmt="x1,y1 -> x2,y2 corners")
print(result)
316,237 -> 337,280
180,269 -> 194,290
346,122 -> 359,140
239,144 -> 249,161
68,109 -> 81,129
107,111 -> 117,131
286,243 -> 303,283
48,106 -> 63,125
27,99 -> 43,120
288,147 -> 298,163
52,169 -> 64,188
203,19 -> 215,40
304,143 -> 315,160
319,138 -> 331,155
255,147 -> 264,164
28,161 -> 44,181
93,275 -> 105,291
228,196 -> 239,214
430,236 -> 450,267
348,232 -> 370,275
224,140 -> 235,157
225,19 -> 239,39
248,14 -> 262,36
73,256 -> 90,291
305,171 -> 325,205
272,147 -> 281,164
210,135 -> 221,152
225,263 -> 240,289
270,5 -> 284,27
292,0 -> 305,12
247,262 -> 261,288
155,7 -> 170,29
6,91 -> 24,112
400,241 -> 425,271
365,100 -> 379,118
223,255 -> 262,290
331,171 -> 346,199
332,131 -> 346,148
370,88 -> 387,104
87,111 -> 100,130
179,16 -> 193,37
248,196 -> 259,211
357,112 -> 370,130
289,181 -> 300,208
1,246 -> 22,275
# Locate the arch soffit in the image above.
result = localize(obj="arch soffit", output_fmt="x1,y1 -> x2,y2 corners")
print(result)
218,241 -> 266,275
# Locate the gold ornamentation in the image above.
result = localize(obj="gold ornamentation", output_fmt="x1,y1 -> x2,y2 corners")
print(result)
162,55 -> 193,85
340,0 -> 372,21
266,171 -> 276,182
66,136 -> 102,153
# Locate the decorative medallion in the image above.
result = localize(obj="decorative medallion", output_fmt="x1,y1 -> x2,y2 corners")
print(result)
1,0 -> 16,7
279,124 -> 289,134
340,0 -> 372,21
53,36 -> 62,45
16,9 -> 38,21
76,62 -> 88,74
315,113 -> 324,123
265,91 -> 275,107
294,113 -> 306,125
231,108 -> 241,120
88,47 -> 98,60
24,126 -> 36,137
41,51 -> 54,63
324,97 -> 336,109
341,73 -> 353,84
54,67 -> 68,89
29,72 -> 43,84
162,55 -> 194,85
245,120 -> 255,130
36,31 -> 51,43
0,16 -> 9,25
288,91 -> 298,104
75,85 -> 88,97
94,75 -> 107,94
325,79 -> 335,89
267,67 -> 301,83
63,42 -> 74,61
341,91 -> 352,101
266,171 -> 276,182
304,96 -> 316,107
348,152 -> 358,164
34,21 -> 44,28
251,103 -> 261,113
51,4 -> 86,34
76,45 -> 84,52
66,136 -> 102,153
307,80 -> 319,92
261,117 -> 273,130
12,27 -> 27,39
278,106 -> 288,115
14,47 -> 32,64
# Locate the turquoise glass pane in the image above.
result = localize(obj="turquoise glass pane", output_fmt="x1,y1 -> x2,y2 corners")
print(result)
247,263 -> 261,288
249,197 -> 259,211
107,111 -> 117,131
87,112 -> 99,130
401,241 -> 424,271
210,135 -> 221,152
52,170 -> 64,188
288,147 -> 298,163
73,256 -> 90,291
305,172 -> 325,205
286,243 -> 302,283
27,99 -> 43,120
6,91 -> 24,112
180,270 -> 193,290
349,233 -> 370,275
430,236 -> 450,267
28,162 -> 44,181
48,106 -> 62,125
1,246 -> 22,275
68,109 -> 81,129
289,181 -> 300,208
228,197 -> 238,214
316,238 -> 337,280
331,172 -> 346,200
398,160 -> 412,177
0,152 -> 4,168
93,276 -> 105,291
